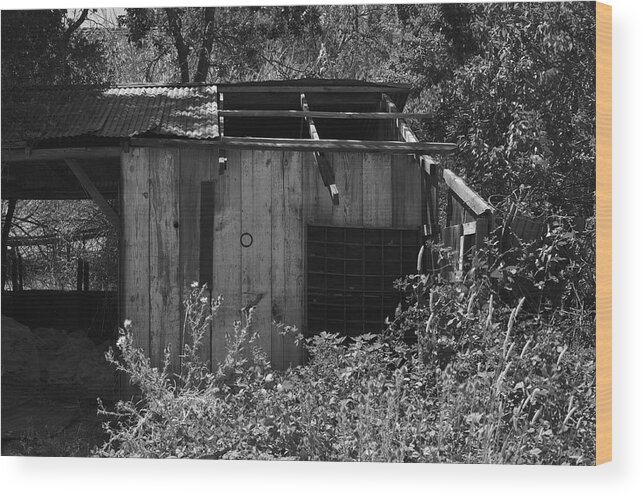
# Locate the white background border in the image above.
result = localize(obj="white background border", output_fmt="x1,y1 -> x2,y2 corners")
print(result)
1,1 -> 640,495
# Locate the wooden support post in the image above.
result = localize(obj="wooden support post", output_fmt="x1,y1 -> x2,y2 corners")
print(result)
16,247 -> 23,291
10,247 -> 19,291
458,235 -> 466,276
475,215 -> 490,249
83,260 -> 90,291
301,93 -> 339,205
218,92 -> 227,174
421,156 -> 441,243
64,159 -> 120,232
77,258 -> 84,292
381,93 -> 418,143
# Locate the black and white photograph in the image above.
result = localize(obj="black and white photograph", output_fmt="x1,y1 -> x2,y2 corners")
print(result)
1,1 -> 604,467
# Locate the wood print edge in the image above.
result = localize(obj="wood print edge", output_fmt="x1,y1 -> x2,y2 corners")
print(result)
596,0 -> 612,465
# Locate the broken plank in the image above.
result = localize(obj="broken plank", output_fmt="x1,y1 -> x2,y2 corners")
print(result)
301,93 -> 339,204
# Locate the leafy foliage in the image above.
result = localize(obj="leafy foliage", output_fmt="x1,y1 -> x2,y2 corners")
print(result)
1,9 -> 110,86
396,2 -> 596,216
97,222 -> 595,464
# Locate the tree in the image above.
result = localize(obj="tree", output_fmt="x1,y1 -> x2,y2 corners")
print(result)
1,9 -> 110,86
119,7 -> 274,83
394,2 -> 596,217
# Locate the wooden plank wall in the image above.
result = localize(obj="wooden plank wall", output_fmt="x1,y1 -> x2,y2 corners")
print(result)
216,149 -> 420,369
304,151 -> 421,229
122,146 -> 217,370
122,146 -> 422,370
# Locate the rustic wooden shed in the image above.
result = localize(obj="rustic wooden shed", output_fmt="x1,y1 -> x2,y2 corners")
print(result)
2,79 -> 493,371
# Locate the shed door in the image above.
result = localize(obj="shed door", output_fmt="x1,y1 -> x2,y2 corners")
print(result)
211,149 -> 303,369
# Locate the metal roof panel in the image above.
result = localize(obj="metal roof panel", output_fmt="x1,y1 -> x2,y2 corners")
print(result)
1,84 -> 219,144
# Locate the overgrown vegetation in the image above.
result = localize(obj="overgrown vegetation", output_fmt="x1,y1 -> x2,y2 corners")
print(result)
96,220 -> 595,464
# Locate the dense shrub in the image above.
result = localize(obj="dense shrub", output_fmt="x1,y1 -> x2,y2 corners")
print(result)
97,225 -> 595,464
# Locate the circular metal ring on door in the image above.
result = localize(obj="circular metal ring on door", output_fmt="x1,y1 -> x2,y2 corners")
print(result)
240,232 -> 253,247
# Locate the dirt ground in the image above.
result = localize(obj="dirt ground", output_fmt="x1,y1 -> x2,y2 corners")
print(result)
1,397 -> 108,457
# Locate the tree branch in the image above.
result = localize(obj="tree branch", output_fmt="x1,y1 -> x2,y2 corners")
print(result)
65,9 -> 90,41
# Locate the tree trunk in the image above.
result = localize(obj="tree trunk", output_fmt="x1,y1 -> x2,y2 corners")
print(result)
194,8 -> 216,83
2,199 -> 17,289
165,8 -> 191,83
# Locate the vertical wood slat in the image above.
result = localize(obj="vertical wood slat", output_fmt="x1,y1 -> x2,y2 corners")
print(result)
446,190 -> 453,227
241,150 -> 273,360
392,154 -> 422,228
331,152 -> 363,226
179,146 -> 215,365
449,191 -> 478,225
149,147 -> 181,368
426,168 -> 440,242
301,150 -> 318,351
271,151 -> 286,369
363,153 -> 392,227
121,148 -> 150,357
199,179 -> 216,290
303,151 -> 320,225
283,150 -> 304,367
475,215 -> 490,249
212,148 -> 242,367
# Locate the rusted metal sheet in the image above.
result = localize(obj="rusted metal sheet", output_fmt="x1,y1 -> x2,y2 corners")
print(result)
2,84 -> 218,145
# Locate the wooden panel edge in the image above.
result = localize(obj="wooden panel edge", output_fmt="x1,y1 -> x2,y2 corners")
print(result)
596,0 -> 612,466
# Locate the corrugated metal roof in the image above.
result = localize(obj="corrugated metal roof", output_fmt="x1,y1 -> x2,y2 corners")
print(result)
1,84 -> 219,145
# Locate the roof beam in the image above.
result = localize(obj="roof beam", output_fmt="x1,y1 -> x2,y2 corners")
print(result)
219,85 -> 409,94
2,147 -> 121,163
130,136 -> 457,154
64,159 -> 120,232
301,93 -> 339,205
218,110 -> 432,120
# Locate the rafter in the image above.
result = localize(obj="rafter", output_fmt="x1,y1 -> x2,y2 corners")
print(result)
2,147 -> 121,163
301,93 -> 339,205
64,159 -> 120,232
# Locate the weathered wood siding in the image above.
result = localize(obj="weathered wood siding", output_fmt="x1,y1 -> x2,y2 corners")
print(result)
303,151 -> 420,228
122,146 -> 421,370
122,146 -> 217,369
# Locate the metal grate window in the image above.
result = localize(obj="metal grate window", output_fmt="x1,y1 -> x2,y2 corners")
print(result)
307,225 -> 421,337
